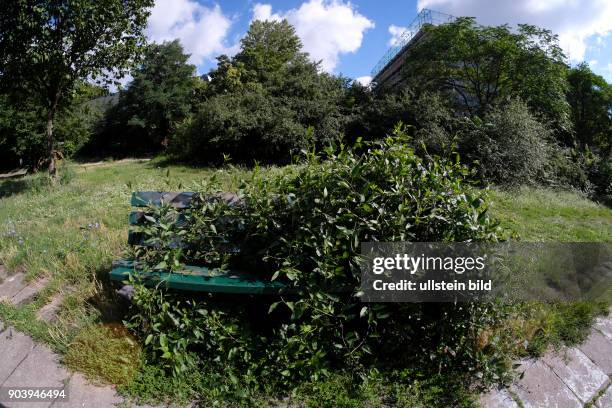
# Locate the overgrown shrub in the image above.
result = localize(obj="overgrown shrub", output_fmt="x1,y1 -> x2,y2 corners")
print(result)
126,127 -> 508,393
170,85 -> 343,165
463,99 -> 552,186
588,152 -> 612,204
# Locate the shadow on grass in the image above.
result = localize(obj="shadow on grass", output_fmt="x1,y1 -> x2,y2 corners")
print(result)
0,177 -> 41,199
89,265 -> 131,324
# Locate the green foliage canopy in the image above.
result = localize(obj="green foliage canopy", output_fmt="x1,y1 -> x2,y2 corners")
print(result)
0,0 -> 153,176
401,17 -> 571,135
172,19 -> 349,164
96,40 -> 198,153
567,63 -> 612,154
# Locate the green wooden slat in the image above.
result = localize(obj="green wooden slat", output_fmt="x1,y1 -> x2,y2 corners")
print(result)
128,231 -> 145,245
129,211 -> 188,226
131,192 -> 196,208
109,264 -> 287,295
128,211 -> 144,225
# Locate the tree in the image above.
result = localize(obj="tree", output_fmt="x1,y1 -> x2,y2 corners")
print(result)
400,18 -> 571,134
0,0 -> 153,178
234,19 -> 303,82
174,19 -> 348,164
102,40 -> 197,150
567,63 -> 612,153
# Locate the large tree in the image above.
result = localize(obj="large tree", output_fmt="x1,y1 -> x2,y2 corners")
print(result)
101,40 -> 197,151
173,19 -> 349,164
400,17 -> 571,135
566,63 -> 612,153
0,0 -> 153,178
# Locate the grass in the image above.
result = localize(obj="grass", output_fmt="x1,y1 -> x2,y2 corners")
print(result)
0,159 -> 610,407
64,323 -> 141,385
488,187 -> 612,241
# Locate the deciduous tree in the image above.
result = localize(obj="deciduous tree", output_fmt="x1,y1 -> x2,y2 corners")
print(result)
0,0 -> 153,178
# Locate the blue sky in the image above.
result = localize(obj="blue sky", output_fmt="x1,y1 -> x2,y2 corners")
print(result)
144,0 -> 612,84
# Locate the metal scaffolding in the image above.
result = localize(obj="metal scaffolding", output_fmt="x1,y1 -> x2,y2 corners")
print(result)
371,9 -> 456,79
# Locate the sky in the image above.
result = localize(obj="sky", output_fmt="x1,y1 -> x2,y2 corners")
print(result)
144,0 -> 612,85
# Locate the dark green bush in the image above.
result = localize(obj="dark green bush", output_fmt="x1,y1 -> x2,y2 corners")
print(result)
127,127 -> 508,392
167,19 -> 348,165
463,99 -> 552,186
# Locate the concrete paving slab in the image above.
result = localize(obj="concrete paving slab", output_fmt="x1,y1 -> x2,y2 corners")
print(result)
478,387 -> 519,408
510,359 -> 582,408
50,372 -> 122,408
579,330 -> 612,374
36,295 -> 63,323
11,278 -> 49,306
594,314 -> 612,341
542,347 -> 608,402
0,328 -> 36,384
2,344 -> 69,389
0,273 -> 26,303
596,383 -> 612,408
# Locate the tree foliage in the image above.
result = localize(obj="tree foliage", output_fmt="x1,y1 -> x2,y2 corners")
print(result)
94,40 -> 198,153
0,83 -> 107,171
567,63 -> 612,154
400,17 -> 571,135
171,19 -> 349,164
0,0 -> 153,177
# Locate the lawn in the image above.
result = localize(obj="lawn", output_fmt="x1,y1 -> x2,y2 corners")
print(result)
0,159 -> 610,406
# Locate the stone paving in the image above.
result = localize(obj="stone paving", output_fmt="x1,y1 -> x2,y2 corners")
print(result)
479,312 -> 612,408
0,324 -> 123,408
1,266 -> 124,408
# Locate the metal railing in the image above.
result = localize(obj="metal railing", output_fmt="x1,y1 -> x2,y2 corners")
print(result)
371,9 -> 455,79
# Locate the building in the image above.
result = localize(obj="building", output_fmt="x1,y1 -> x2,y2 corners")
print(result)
371,9 -> 455,88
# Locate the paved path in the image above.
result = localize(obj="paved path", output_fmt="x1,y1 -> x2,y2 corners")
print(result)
1,266 -> 126,408
0,323 -> 123,408
479,312 -> 612,408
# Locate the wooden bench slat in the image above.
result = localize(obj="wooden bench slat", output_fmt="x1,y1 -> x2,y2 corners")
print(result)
109,263 -> 287,295
128,211 -> 188,226
113,191 -> 288,295
131,191 -> 196,208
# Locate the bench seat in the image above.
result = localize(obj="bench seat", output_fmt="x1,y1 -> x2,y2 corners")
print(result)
109,191 -> 287,295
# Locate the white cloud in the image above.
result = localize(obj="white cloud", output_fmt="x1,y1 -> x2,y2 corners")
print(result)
388,25 -> 408,46
355,75 -> 372,85
589,59 -> 598,66
252,3 -> 282,22
252,1 -> 374,72
146,0 -> 234,68
417,0 -> 612,62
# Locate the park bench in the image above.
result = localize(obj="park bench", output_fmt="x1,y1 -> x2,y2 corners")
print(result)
109,191 -> 286,295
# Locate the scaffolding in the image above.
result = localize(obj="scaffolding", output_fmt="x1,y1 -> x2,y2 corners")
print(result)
371,9 -> 456,80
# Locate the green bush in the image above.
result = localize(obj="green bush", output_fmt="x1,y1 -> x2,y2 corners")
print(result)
463,99 -> 552,186
127,127 -> 508,393
168,19 -> 348,165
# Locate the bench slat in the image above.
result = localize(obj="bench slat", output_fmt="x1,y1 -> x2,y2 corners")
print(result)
131,191 -> 196,208
110,261 -> 286,295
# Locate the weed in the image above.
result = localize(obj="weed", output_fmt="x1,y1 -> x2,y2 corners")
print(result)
64,323 -> 141,385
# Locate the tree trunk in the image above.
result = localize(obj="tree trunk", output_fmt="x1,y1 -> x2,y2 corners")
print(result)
46,106 -> 57,180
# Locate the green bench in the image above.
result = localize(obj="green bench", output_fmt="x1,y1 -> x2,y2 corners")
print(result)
109,192 -> 286,295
